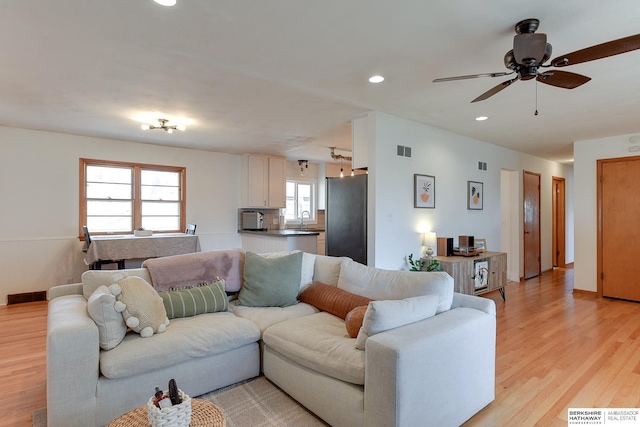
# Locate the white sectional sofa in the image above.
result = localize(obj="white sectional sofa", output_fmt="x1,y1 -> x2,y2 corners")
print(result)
47,249 -> 496,427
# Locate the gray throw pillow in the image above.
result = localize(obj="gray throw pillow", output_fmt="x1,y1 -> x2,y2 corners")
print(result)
237,251 -> 302,307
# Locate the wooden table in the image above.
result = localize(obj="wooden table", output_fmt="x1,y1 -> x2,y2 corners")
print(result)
106,399 -> 225,427
84,233 -> 200,269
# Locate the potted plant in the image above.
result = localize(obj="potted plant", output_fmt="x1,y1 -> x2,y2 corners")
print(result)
408,254 -> 441,272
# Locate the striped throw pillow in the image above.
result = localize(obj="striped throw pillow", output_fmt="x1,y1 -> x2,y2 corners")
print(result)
159,280 -> 229,319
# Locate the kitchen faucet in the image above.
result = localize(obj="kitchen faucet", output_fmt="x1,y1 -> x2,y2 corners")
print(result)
300,210 -> 310,228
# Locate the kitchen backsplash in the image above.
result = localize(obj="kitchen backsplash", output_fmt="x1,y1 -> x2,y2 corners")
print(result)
237,209 -> 325,230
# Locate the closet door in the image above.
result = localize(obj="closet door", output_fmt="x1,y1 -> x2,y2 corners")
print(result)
599,156 -> 640,301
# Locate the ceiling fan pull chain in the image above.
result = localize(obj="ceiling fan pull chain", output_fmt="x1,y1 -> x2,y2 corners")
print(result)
534,78 -> 539,116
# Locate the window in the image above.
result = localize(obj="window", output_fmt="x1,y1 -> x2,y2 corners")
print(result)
285,180 -> 316,223
80,158 -> 186,236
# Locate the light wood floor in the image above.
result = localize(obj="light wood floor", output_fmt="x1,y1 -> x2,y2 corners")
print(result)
3,264 -> 640,426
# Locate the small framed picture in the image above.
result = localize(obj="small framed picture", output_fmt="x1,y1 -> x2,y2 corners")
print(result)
414,174 -> 435,208
467,181 -> 483,210
476,238 -> 487,252
473,260 -> 489,289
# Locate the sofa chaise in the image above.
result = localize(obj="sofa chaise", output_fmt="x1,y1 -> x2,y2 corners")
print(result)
47,248 -> 496,427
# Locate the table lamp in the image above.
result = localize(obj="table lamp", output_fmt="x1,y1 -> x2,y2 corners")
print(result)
422,232 -> 437,259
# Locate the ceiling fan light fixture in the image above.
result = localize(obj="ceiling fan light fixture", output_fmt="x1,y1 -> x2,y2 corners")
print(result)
141,118 -> 186,133
369,75 -> 385,83
153,0 -> 177,6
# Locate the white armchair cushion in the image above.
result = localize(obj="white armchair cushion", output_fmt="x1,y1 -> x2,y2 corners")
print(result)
355,294 -> 439,350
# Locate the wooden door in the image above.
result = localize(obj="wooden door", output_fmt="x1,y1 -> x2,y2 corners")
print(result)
598,156 -> 640,301
552,177 -> 566,267
523,171 -> 541,279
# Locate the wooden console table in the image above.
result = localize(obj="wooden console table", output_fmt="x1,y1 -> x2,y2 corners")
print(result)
430,251 -> 507,300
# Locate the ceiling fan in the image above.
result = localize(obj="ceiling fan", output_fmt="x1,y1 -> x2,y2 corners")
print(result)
433,18 -> 640,103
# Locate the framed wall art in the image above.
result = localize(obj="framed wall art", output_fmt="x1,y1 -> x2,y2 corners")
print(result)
467,181 -> 483,210
414,174 -> 435,208
475,238 -> 487,252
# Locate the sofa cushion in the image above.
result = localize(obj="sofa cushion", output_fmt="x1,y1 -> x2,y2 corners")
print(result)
237,251 -> 302,307
87,285 -> 127,350
337,258 -> 454,313
99,312 -> 260,379
113,276 -> 169,338
158,279 -> 229,319
82,269 -> 151,300
229,300 -> 319,336
298,281 -> 372,338
355,295 -> 439,350
312,255 -> 348,286
263,312 -> 365,385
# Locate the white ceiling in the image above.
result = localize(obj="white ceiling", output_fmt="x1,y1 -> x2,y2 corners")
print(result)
3,0 -> 640,164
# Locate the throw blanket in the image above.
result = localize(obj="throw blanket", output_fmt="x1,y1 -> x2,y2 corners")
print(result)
143,249 -> 245,292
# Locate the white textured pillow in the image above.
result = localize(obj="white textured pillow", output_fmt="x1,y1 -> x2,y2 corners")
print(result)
337,258 -> 454,313
355,294 -> 439,350
87,285 -> 127,350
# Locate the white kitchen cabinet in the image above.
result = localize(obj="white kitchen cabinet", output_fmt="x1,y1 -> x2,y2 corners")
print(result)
241,154 -> 286,208
316,231 -> 325,255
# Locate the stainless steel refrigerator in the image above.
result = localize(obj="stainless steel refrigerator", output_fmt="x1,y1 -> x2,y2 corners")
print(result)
325,174 -> 367,265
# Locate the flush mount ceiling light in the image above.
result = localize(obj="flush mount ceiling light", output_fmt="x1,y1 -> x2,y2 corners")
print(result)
141,118 -> 186,134
153,0 -> 177,6
369,75 -> 385,83
475,116 -> 489,121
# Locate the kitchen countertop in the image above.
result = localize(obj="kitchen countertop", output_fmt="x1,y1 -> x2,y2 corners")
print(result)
239,229 -> 322,236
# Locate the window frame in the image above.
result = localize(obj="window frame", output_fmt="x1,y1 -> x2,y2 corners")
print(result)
285,178 -> 317,225
79,158 -> 186,238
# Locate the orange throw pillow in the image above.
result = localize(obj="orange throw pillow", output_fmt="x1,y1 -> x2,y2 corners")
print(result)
299,282 -> 372,337
345,305 -> 368,338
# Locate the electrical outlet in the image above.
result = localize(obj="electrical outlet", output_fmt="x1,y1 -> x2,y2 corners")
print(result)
387,212 -> 393,221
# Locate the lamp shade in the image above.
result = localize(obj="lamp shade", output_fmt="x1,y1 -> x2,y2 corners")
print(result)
422,232 -> 437,248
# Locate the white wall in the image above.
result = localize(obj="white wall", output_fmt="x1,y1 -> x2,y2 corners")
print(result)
0,126 -> 241,304
362,112 -> 574,274
573,133 -> 639,292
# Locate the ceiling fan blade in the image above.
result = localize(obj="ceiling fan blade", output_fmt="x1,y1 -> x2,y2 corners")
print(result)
433,71 -> 512,83
471,76 -> 520,103
537,70 -> 591,89
551,33 -> 640,67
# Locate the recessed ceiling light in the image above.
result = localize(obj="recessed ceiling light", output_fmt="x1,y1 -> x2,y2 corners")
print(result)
475,116 -> 489,121
153,0 -> 177,6
369,75 -> 385,83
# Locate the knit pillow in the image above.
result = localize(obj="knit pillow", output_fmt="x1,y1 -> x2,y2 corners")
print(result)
111,276 -> 170,338
159,280 -> 229,319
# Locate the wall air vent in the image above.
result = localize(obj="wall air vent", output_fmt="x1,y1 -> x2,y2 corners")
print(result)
397,145 -> 412,158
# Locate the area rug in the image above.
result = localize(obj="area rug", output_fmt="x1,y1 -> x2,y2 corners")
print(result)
33,376 -> 328,427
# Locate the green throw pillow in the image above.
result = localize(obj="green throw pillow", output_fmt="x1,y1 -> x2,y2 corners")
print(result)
237,251 -> 302,307
158,280 -> 228,319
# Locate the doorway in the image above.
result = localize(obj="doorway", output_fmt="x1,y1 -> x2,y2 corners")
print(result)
552,177 -> 566,267
523,170 -> 541,279
598,156 -> 640,301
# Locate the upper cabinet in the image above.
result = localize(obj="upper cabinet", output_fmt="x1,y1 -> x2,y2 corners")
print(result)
241,154 -> 286,208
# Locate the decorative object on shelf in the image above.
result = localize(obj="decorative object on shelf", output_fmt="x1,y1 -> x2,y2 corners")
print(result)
422,232 -> 437,258
141,119 -> 186,134
475,238 -> 487,252
467,181 -> 483,210
414,174 -> 435,208
437,237 -> 454,256
134,227 -> 153,236
297,160 -> 308,176
473,260 -> 490,289
407,254 -> 441,272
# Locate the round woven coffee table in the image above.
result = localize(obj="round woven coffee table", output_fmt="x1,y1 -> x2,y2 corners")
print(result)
107,399 -> 226,427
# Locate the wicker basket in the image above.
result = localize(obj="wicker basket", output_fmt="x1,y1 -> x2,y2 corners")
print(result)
147,390 -> 191,427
